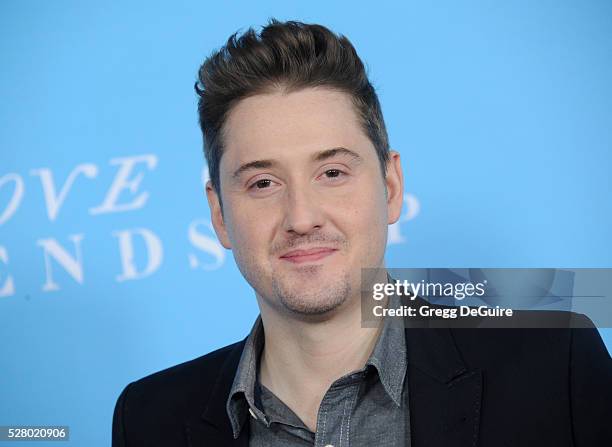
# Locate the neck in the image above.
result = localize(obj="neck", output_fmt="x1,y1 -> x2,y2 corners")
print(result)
261,298 -> 380,383
256,277 -> 387,430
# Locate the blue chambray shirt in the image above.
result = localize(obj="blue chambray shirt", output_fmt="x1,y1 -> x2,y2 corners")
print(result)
226,293 -> 411,447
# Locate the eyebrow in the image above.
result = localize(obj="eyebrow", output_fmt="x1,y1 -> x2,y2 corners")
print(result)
313,147 -> 363,163
231,146 -> 363,180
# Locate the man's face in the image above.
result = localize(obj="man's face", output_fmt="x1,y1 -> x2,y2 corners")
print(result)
207,87 -> 403,318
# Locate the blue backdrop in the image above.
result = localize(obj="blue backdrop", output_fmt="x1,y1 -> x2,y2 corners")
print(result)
1,1 -> 611,445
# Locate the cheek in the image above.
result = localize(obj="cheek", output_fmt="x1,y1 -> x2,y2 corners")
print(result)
225,203 -> 274,261
332,181 -> 389,245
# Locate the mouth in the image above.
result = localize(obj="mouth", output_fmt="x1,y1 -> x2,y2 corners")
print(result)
279,247 -> 338,264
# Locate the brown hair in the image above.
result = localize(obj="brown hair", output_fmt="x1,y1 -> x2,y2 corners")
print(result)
195,19 -> 390,203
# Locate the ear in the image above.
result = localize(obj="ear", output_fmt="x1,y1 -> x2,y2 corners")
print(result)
205,181 -> 232,249
385,150 -> 404,225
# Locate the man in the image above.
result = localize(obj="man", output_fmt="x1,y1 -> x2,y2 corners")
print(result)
112,20 -> 611,446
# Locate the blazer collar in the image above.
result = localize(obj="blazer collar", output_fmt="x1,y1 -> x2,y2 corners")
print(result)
403,298 -> 483,447
185,339 -> 248,447
404,320 -> 468,383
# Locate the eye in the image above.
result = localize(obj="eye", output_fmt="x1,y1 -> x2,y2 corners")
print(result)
252,179 -> 273,189
319,168 -> 348,182
325,169 -> 342,178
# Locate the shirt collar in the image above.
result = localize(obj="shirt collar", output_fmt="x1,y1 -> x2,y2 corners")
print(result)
225,292 -> 407,438
226,315 -> 267,439
365,291 -> 408,407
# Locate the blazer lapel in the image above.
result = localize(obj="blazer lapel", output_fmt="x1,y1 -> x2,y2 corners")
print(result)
405,325 -> 482,447
185,340 -> 249,447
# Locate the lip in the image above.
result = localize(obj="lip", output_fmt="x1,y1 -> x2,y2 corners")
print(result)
279,247 -> 338,264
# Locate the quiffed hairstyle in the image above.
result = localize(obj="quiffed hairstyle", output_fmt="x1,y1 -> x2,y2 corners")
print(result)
195,19 -> 390,202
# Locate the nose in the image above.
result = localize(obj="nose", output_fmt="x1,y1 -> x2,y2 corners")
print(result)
282,184 -> 325,236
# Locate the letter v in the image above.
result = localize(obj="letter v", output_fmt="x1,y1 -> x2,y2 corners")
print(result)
31,164 -> 98,221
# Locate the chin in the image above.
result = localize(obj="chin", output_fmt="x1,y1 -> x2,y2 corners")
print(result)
272,271 -> 352,317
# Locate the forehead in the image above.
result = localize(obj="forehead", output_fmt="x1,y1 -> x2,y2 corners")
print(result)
221,87 -> 374,167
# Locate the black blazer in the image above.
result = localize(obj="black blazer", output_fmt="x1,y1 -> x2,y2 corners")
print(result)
112,314 -> 612,446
